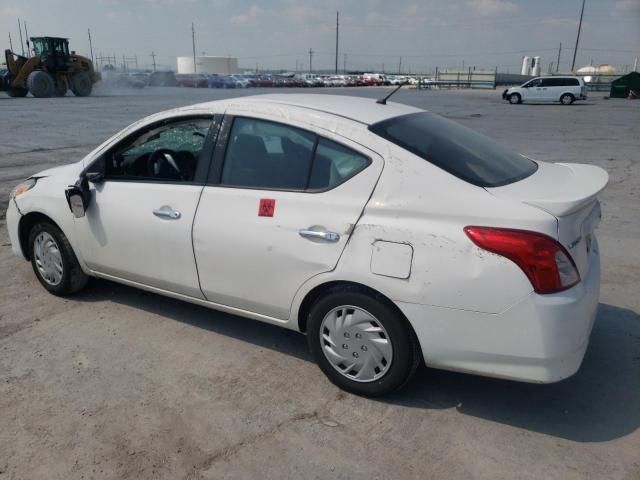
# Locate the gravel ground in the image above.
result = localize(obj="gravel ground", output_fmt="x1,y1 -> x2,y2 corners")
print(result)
0,86 -> 639,480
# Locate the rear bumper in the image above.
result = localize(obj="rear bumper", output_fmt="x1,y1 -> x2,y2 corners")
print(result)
398,245 -> 600,383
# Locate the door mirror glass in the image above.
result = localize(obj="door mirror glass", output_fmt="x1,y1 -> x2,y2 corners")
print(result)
65,187 -> 87,218
65,174 -> 91,218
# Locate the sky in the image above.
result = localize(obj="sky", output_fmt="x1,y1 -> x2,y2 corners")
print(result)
1,0 -> 639,73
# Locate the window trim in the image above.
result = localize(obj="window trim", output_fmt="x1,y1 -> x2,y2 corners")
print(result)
206,114 -> 372,193
85,114 -> 219,186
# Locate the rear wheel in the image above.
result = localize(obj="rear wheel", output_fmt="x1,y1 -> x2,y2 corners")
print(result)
508,93 -> 521,104
560,93 -> 575,105
27,71 -> 55,98
307,287 -> 421,397
28,221 -> 89,296
70,72 -> 93,97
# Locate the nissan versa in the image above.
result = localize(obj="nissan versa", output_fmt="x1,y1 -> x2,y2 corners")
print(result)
7,94 -> 607,396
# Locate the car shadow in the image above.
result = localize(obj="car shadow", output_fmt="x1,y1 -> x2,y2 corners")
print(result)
75,280 -> 639,443
386,303 -> 640,443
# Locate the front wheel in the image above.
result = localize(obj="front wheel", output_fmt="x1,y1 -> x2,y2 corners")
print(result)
508,93 -> 521,104
307,287 -> 421,397
28,221 -> 89,296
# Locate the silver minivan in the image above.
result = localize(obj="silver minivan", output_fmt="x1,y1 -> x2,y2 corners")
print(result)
503,76 -> 588,105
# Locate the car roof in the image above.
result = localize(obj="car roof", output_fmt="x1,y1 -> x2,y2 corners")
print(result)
189,94 -> 423,126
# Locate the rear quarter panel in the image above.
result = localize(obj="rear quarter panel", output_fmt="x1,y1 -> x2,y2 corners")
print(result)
291,140 -> 559,322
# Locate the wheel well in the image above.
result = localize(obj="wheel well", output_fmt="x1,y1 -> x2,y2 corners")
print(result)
18,212 -> 60,260
297,281 -> 412,335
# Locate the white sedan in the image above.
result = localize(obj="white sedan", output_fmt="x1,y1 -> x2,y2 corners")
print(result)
6,94 -> 607,396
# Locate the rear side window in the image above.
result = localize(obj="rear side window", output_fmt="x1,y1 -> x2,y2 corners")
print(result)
221,117 -> 370,191
308,139 -> 369,190
369,112 -> 537,187
222,117 -> 315,189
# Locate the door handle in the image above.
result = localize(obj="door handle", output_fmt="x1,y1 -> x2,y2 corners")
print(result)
299,228 -> 340,243
153,206 -> 181,220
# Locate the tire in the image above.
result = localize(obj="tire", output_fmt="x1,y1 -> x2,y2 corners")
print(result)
508,93 -> 521,104
28,221 -> 89,296
7,87 -> 28,97
54,78 -> 68,97
307,287 -> 421,397
560,93 -> 574,105
27,71 -> 55,98
70,71 -> 93,97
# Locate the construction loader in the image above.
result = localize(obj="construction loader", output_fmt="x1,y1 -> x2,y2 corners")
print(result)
0,36 -> 100,98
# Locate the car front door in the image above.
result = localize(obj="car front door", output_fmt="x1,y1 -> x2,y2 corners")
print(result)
192,114 -> 383,320
75,114 -> 217,298
522,78 -> 543,101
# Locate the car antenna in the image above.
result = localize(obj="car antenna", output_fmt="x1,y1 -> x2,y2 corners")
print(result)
376,84 -> 403,105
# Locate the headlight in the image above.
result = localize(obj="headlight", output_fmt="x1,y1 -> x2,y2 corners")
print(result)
10,178 -> 37,199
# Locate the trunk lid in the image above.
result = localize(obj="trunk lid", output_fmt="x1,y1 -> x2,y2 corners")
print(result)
486,161 -> 608,278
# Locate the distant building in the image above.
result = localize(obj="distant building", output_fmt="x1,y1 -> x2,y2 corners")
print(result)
521,56 -> 541,76
177,56 -> 239,74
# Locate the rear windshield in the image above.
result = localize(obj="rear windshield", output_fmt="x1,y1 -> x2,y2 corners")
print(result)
369,112 -> 538,187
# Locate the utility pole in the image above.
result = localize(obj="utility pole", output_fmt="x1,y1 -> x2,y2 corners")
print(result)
335,11 -> 339,74
191,22 -> 197,73
24,21 -> 30,55
150,52 -> 157,71
633,56 -> 638,72
88,28 -> 94,65
309,48 -> 313,73
556,42 -> 562,72
17,19 -> 25,56
571,0 -> 586,72
398,56 -> 402,74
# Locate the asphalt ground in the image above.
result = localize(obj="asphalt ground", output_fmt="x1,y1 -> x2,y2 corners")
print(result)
0,86 -> 638,479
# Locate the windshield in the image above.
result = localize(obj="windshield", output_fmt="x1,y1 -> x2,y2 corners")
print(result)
369,112 -> 538,187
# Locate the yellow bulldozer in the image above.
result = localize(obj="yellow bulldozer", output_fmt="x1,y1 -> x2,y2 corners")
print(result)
1,36 -> 100,98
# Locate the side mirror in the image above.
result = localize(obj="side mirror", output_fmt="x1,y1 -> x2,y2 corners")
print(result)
65,174 -> 91,218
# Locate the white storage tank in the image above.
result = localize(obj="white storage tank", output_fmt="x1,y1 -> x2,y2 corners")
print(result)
176,56 -> 239,74
521,56 -> 531,75
531,56 -> 541,76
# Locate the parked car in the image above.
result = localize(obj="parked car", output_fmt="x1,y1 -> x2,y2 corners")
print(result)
148,71 -> 177,87
129,72 -> 150,86
175,73 -> 208,88
100,71 -> 145,89
230,75 -> 252,88
362,73 -> 383,86
7,94 -> 607,397
253,75 -> 274,87
207,74 -> 236,89
503,76 -> 587,105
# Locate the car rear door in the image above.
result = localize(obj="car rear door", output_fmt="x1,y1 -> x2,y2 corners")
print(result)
192,114 -> 383,320
75,114 -> 218,298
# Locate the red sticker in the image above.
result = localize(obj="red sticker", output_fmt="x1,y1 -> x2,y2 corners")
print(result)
258,198 -> 276,217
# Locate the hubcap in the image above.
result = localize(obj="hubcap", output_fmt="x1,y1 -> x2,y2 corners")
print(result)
33,232 -> 63,286
319,306 -> 393,383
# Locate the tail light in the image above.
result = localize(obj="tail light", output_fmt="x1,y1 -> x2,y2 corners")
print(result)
464,226 -> 580,294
